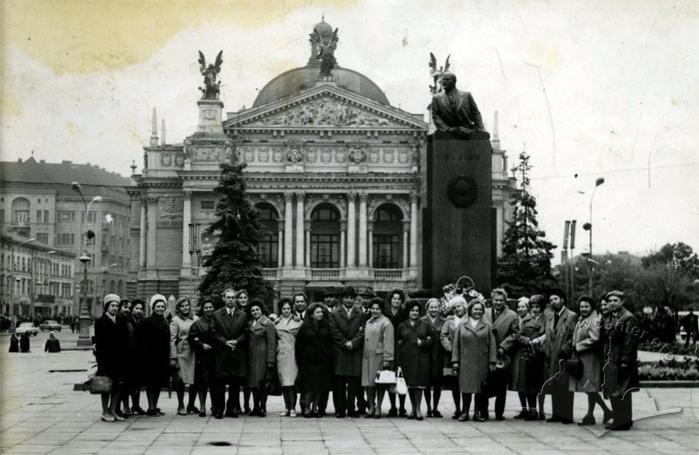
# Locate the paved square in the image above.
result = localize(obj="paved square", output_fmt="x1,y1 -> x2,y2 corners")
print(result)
1,331 -> 697,454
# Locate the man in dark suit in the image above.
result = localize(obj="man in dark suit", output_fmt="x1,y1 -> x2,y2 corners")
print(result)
543,289 -> 577,424
603,290 -> 640,431
482,288 -> 519,420
211,288 -> 248,419
430,72 -> 485,136
329,286 -> 365,417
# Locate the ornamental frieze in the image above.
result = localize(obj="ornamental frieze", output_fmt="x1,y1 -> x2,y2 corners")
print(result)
248,96 -> 403,128
158,197 -> 183,223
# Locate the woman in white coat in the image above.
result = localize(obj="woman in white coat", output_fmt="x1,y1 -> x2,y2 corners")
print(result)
170,296 -> 199,415
275,298 -> 302,417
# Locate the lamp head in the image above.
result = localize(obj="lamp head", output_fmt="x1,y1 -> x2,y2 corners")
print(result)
91,196 -> 103,203
71,181 -> 82,191
79,254 -> 91,264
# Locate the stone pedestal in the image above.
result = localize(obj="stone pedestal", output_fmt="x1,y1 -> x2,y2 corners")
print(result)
197,99 -> 224,134
423,131 -> 494,295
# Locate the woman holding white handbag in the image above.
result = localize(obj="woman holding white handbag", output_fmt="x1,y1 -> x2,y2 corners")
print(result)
361,297 -> 395,418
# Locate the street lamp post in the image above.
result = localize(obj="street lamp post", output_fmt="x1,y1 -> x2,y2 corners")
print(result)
8,237 -> 35,332
72,181 -> 102,347
582,178 -> 605,294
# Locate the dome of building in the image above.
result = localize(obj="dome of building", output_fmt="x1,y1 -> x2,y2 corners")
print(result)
253,66 -> 390,108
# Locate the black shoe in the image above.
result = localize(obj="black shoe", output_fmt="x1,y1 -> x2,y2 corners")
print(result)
399,408 -> 407,417
155,408 -> 165,416
452,411 -> 460,420
514,410 -> 528,419
473,415 -> 486,422
407,413 -> 416,420
187,405 -> 200,415
561,419 -> 573,424
199,411 -> 207,417
388,408 -> 397,417
132,406 -> 146,415
146,409 -> 157,416
426,410 -> 433,418
259,410 -> 266,417
249,408 -> 260,417
538,411 -> 546,420
432,410 -> 442,418
603,410 -> 613,424
336,412 -> 345,418
525,410 -> 539,421
225,410 -> 239,418
578,414 -> 596,425
457,413 -> 469,422
213,412 -> 223,419
495,414 -> 505,421
610,424 -> 632,431
546,416 -> 562,423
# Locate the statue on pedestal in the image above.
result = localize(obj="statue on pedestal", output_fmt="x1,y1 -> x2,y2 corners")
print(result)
310,26 -> 339,77
430,72 -> 485,137
198,50 -> 223,100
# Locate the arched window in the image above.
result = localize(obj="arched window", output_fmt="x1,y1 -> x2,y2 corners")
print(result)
11,197 -> 30,225
373,204 -> 403,269
310,203 -> 341,268
255,202 -> 279,268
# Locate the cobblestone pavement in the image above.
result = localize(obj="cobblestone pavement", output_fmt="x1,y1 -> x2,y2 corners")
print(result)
1,331 -> 697,455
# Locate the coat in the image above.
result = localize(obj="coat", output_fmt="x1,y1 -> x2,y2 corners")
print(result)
94,314 -> 127,381
8,334 -> 19,353
44,337 -> 61,353
484,306 -> 519,347
544,307 -> 577,388
569,311 -> 603,392
247,315 -> 276,388
420,314 -> 447,384
138,314 -> 171,387
602,307 -> 640,398
329,306 -> 365,376
431,89 -> 485,133
188,315 -> 216,386
275,316 -> 302,387
170,315 -> 198,384
295,319 -> 333,393
118,314 -> 141,384
396,319 -> 433,387
501,313 -> 546,393
452,319 -> 497,393
211,307 -> 248,379
361,315 -> 395,387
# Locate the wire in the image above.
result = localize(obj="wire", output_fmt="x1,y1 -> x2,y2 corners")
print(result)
530,162 -> 699,180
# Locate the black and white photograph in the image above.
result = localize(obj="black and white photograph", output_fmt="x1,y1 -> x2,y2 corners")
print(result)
1,1 -> 698,454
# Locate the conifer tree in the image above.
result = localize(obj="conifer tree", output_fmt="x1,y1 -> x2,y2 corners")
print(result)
198,162 -> 273,306
496,151 -> 557,297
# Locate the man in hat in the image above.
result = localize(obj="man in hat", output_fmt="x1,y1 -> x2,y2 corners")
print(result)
329,286 -> 365,417
603,290 -> 639,431
482,288 -> 519,420
543,289 -> 577,424
357,287 -> 376,314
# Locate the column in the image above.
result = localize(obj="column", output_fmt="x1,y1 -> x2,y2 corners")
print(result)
277,227 -> 284,268
305,228 -> 311,269
146,197 -> 158,274
181,191 -> 192,274
409,193 -> 418,269
368,222 -> 374,268
139,201 -> 146,268
358,192 -> 368,267
295,193 -> 304,268
402,221 -> 409,270
284,193 -> 293,267
340,222 -> 346,269
346,192 -> 356,267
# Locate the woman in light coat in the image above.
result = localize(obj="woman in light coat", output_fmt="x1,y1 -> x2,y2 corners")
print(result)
451,301 -> 497,422
275,298 -> 302,417
170,296 -> 199,415
247,300 -> 277,417
361,297 -> 394,418
570,295 -> 612,425
440,296 -> 467,419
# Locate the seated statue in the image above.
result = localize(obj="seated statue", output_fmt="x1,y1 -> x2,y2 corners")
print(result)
431,72 -> 485,137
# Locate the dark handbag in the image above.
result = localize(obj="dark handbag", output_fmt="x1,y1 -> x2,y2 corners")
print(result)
88,375 -> 112,394
565,357 -> 583,379
263,368 -> 282,396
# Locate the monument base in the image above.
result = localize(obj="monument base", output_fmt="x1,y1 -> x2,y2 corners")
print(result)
423,132 -> 494,295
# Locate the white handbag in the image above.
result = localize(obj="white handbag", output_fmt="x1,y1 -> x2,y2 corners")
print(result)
375,369 -> 397,385
394,367 -> 408,395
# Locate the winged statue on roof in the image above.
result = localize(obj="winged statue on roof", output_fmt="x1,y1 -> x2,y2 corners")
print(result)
198,50 -> 223,100
310,27 -> 339,78
429,52 -> 451,94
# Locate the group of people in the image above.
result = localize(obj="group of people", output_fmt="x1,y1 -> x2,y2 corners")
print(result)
92,284 -> 640,431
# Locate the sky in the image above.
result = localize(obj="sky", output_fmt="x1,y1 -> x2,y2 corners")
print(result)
2,0 -> 698,262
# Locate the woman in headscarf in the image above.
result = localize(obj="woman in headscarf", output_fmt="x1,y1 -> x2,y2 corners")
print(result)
295,303 -> 333,417
139,294 -> 171,416
188,297 -> 216,417
170,296 -> 199,415
361,297 -> 394,418
44,332 -> 61,352
396,300 -> 433,420
247,299 -> 276,417
440,295 -> 467,419
94,293 -> 126,422
274,298 -> 302,417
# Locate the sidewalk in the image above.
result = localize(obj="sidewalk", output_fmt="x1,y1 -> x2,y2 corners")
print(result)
1,342 -> 697,455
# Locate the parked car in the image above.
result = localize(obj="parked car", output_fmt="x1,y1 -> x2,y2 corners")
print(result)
39,320 -> 62,332
15,322 -> 39,336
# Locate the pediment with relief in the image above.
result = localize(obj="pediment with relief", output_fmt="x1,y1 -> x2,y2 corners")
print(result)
235,94 -> 417,129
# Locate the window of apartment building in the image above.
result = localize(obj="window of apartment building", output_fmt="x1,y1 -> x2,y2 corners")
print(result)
36,233 -> 49,244
11,198 -> 30,225
57,211 -> 75,223
0,209 -> 5,222
200,200 -> 215,210
43,210 -> 49,223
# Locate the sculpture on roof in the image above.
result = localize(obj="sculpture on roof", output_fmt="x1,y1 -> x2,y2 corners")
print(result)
429,52 -> 451,94
310,27 -> 339,77
198,50 -> 223,100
